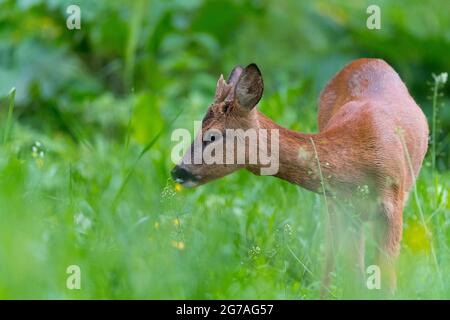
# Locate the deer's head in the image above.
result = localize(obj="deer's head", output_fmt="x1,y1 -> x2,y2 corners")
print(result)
171,63 -> 264,187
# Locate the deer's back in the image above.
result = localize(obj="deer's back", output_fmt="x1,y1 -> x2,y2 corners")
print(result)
318,58 -> 429,190
319,59 -> 412,129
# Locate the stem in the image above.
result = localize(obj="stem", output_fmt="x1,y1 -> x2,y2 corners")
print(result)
122,101 -> 135,167
431,80 -> 439,173
124,0 -> 146,91
3,87 -> 16,145
309,138 -> 336,258
309,138 -> 329,212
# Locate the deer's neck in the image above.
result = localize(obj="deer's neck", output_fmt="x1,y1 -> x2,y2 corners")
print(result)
250,111 -> 336,193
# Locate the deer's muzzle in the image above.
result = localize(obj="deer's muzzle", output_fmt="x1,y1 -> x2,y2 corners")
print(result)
171,166 -> 198,187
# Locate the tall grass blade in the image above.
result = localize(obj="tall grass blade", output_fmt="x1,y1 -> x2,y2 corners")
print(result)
124,0 -> 146,90
113,108 -> 183,204
3,87 -> 16,145
396,127 -> 442,287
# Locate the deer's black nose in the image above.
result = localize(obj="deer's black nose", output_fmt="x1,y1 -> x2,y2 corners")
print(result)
171,166 -> 196,183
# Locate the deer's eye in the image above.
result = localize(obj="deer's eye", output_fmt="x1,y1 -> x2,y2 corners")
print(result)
207,133 -> 220,142
203,131 -> 222,146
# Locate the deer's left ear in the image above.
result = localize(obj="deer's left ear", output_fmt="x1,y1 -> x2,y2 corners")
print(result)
234,63 -> 264,111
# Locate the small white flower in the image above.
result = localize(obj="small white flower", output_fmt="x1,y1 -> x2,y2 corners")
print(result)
284,223 -> 293,236
74,212 -> 92,233
31,141 -> 45,160
433,72 -> 448,85
357,185 -> 370,197
249,245 -> 261,257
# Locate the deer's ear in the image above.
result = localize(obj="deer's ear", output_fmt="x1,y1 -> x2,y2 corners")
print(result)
227,65 -> 243,86
234,63 -> 264,110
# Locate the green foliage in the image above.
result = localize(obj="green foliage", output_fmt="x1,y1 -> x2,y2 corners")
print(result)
0,0 -> 449,299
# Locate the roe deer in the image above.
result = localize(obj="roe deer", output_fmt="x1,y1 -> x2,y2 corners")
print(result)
171,59 -> 429,296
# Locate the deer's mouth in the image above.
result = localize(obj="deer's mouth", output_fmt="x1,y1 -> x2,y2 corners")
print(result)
171,166 -> 199,187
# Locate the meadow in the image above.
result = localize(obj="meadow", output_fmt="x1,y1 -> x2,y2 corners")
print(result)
0,0 -> 449,299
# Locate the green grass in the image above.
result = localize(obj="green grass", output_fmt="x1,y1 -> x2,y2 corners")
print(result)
0,87 -> 448,299
1,0 -> 449,300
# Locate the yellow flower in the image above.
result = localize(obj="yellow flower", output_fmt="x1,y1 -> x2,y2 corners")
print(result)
404,221 -> 431,253
172,218 -> 181,227
171,241 -> 185,250
175,183 -> 182,192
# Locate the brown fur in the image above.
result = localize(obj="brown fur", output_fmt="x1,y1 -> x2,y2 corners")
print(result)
173,59 -> 429,296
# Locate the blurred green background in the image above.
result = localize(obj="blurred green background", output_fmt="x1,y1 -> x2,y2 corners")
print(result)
0,0 -> 449,299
